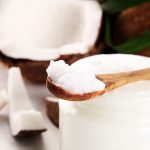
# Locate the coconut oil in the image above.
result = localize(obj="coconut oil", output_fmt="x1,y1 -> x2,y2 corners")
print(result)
59,54 -> 150,150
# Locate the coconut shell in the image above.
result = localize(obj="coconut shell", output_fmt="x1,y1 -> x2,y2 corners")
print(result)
112,2 -> 150,57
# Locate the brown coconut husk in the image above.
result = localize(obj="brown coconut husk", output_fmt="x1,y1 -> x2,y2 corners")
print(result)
112,2 -> 150,57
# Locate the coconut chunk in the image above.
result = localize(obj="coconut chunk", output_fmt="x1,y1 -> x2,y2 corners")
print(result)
47,60 -> 105,94
8,67 -> 47,136
0,90 -> 7,110
0,0 -> 102,60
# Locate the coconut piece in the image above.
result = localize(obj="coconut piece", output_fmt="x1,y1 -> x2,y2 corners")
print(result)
0,0 -> 103,83
112,2 -> 150,56
45,97 -> 59,127
0,90 -> 7,110
46,60 -> 105,95
8,67 -> 47,136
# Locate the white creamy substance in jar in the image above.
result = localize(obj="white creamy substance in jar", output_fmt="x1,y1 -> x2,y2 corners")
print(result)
59,54 -> 150,150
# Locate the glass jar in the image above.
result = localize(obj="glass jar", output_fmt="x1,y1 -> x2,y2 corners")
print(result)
59,54 -> 150,150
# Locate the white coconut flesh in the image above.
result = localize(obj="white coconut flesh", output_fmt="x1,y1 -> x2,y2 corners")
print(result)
0,0 -> 102,61
46,60 -> 105,94
8,67 -> 47,136
0,90 -> 7,110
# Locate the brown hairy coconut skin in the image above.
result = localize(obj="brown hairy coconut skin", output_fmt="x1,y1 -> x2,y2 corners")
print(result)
0,44 -> 104,83
113,2 -> 150,57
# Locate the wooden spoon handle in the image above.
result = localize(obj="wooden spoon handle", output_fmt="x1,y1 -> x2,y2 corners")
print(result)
96,68 -> 150,92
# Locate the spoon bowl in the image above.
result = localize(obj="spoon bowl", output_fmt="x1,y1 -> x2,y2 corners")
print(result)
46,77 -> 105,101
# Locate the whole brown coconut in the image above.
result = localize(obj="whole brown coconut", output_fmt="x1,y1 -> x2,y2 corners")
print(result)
113,2 -> 150,57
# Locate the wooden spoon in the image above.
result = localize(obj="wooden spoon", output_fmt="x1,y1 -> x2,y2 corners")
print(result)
46,68 -> 150,101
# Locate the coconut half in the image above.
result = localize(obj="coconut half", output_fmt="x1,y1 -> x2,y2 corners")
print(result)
0,0 -> 103,83
8,67 -> 47,136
